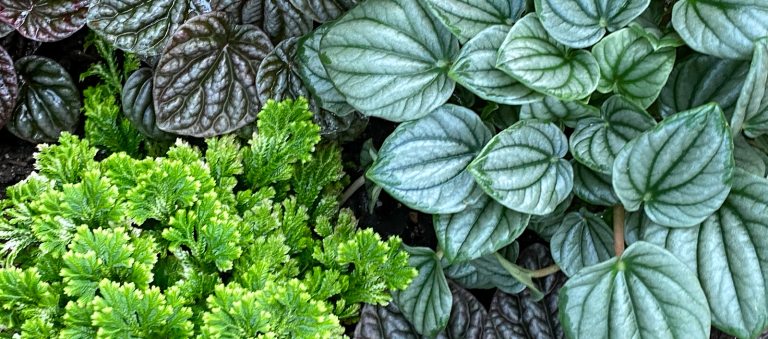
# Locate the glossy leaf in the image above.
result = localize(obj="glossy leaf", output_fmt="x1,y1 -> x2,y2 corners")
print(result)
732,38 -> 768,137
519,95 -> 599,128
551,209 -> 614,277
296,24 -> 355,116
733,134 -> 767,176
535,0 -> 650,48
392,245 -> 452,337
87,0 -> 188,55
263,0 -> 312,44
0,0 -> 87,42
423,0 -> 526,42
320,0 -> 459,121
570,95 -> 656,174
256,37 -> 308,104
469,120 -> 573,215
497,14 -> 599,101
572,162 -> 619,207
367,105 -> 491,214
672,0 -> 768,60
153,12 -> 273,137
559,241 -> 710,339
288,0 -> 358,22
660,54 -> 749,118
444,243 -> 526,295
435,194 -> 529,263
0,46 -> 16,129
613,103 -> 734,228
7,56 -> 80,143
449,25 -> 543,105
592,28 -> 675,108
122,68 -> 173,140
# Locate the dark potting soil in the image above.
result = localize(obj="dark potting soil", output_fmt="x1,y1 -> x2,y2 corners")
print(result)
0,130 -> 36,200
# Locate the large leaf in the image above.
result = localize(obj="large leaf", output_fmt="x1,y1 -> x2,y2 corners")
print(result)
592,28 -> 675,108
288,0 -> 358,23
0,46 -> 16,129
560,241 -> 711,338
570,95 -> 656,174
659,54 -> 749,118
449,25 -> 543,105
122,68 -> 173,140
296,24 -> 355,116
153,12 -> 273,137
320,0 -> 459,121
87,0 -> 188,55
423,0 -> 526,43
469,120 -> 573,215
497,14 -> 599,101
672,0 -> 768,60
0,0 -> 87,42
612,103 -> 734,228
551,208 -> 614,277
435,194 -> 529,263
571,162 -> 619,207
6,56 -> 80,143
444,243 -> 526,295
392,246 -> 452,337
534,0 -> 650,48
732,38 -> 768,137
367,104 -> 490,214
263,0 -> 312,44
519,95 -> 599,128
256,37 -> 308,104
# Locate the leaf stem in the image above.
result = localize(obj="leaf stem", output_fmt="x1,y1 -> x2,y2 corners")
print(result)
529,264 -> 561,278
613,205 -> 626,257
340,175 -> 367,206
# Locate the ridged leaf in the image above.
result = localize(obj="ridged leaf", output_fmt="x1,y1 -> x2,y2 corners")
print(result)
449,25 -> 543,105
0,0 -> 87,42
423,0 -> 526,42
320,0 -> 459,121
613,103 -> 734,228
153,12 -> 273,137
732,38 -> 768,137
288,0 -> 358,22
551,209 -> 614,277
256,37 -> 308,104
87,0 -> 188,55
443,243 -> 525,294
733,135 -> 767,176
469,120 -> 573,215
519,95 -> 599,128
263,0 -> 312,44
367,104 -> 491,214
7,56 -> 80,143
296,24 -> 355,116
534,0 -> 650,48
122,68 -> 172,140
0,46 -> 16,129
572,162 -> 619,206
672,0 -> 768,59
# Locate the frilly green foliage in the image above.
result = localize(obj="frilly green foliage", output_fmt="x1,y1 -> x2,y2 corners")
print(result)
0,98 -> 416,338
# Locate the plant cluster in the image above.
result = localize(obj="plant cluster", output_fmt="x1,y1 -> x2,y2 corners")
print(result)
0,98 -> 415,338
297,0 -> 768,338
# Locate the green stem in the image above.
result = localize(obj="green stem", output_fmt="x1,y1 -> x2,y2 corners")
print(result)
340,175 -> 366,206
613,205 -> 626,257
530,264 -> 560,278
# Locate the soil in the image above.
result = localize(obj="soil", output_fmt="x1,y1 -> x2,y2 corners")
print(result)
0,130 -> 36,200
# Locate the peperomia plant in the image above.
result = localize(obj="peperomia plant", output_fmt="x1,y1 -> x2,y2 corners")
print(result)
301,0 -> 768,338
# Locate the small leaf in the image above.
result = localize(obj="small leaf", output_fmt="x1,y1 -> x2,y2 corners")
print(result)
571,161 -> 619,207
551,209 -> 614,277
296,24 -> 355,116
559,241 -> 710,339
733,134 -> 767,176
613,103 -> 734,228
263,0 -> 312,44
469,120 -> 573,215
392,245 -> 452,337
7,56 -> 80,143
0,46 -> 17,129
592,28 -> 675,108
519,95 -> 599,128
0,0 -> 87,42
423,0 -> 526,42
535,0 -> 650,48
367,104 -> 491,214
256,37 -> 308,104
444,243 -> 526,295
320,0 -> 459,121
122,68 -> 173,140
528,194 -> 573,241
288,0 -> 358,23
87,0 -> 188,55
732,38 -> 768,137
435,194 -> 529,263
672,0 -> 768,60
497,14 -> 599,101
153,12 -> 273,137
449,25 -> 543,105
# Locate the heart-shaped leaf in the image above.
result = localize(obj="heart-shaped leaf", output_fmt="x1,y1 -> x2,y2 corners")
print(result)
153,12 -> 273,137
559,241 -> 711,339
256,37 -> 308,104
6,56 -> 80,143
320,0 -> 459,121
469,120 -> 573,215
444,243 -> 526,295
660,54 -> 749,118
672,0 -> 768,60
288,0 -> 358,23
449,25 -> 543,105
296,24 -> 355,116
367,104 -> 490,214
122,68 -> 173,140
423,0 -> 526,43
0,46 -> 17,129
534,0 -> 650,48
519,95 -> 599,128
551,208 -> 614,277
570,95 -> 656,174
87,0 -> 188,55
0,0 -> 87,42
392,245 -> 452,337
263,0 -> 312,44
732,38 -> 768,137
592,27 -> 675,108
572,162 -> 619,207
613,103 -> 734,228
497,14 -> 599,101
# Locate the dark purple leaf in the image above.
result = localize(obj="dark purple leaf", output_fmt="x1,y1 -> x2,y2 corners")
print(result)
0,45 -> 16,128
0,0 -> 87,42
256,37 -> 307,104
122,68 -> 173,140
288,0 -> 359,22
263,0 -> 311,44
